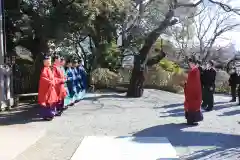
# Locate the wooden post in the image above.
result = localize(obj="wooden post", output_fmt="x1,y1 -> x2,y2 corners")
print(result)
0,0 -> 14,110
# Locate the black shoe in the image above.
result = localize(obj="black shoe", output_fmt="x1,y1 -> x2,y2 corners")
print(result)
204,107 -> 213,112
56,110 -> 63,116
63,106 -> 68,110
69,103 -> 74,106
229,99 -> 236,102
187,121 -> 198,126
43,117 -> 54,121
201,105 -> 207,109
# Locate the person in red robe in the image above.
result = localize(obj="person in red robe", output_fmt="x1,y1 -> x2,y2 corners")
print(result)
38,55 -> 58,121
184,57 -> 203,125
52,55 -> 67,116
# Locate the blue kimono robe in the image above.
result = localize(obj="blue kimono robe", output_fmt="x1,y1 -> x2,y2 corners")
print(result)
65,67 -> 76,104
80,65 -> 87,88
72,67 -> 82,101
77,65 -> 87,96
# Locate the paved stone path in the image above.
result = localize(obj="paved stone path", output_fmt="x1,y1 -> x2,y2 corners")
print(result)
5,89 -> 240,160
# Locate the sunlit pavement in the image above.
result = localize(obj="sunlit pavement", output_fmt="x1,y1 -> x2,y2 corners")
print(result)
11,89 -> 240,160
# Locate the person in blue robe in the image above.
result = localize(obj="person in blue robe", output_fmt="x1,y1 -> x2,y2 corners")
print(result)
65,59 -> 76,106
77,59 -> 87,97
60,57 -> 70,109
72,59 -> 82,102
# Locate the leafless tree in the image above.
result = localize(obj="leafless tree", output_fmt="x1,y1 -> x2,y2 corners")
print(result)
192,1 -> 240,61
171,19 -> 194,59
126,0 -> 240,97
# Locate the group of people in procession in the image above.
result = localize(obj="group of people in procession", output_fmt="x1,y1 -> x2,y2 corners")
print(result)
37,51 -> 238,124
38,54 -> 87,121
183,57 -> 216,125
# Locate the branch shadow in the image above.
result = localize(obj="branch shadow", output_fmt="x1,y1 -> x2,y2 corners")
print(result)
131,123 -> 240,158
0,104 -> 43,125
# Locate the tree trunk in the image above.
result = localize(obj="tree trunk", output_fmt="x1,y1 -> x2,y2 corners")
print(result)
30,37 -> 49,92
126,11 -> 176,97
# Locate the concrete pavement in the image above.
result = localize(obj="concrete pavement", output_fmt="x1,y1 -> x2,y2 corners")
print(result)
0,125 -> 45,160
1,89 -> 239,160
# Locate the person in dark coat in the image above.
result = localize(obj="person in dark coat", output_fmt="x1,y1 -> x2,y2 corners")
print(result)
201,60 -> 216,111
228,67 -> 238,102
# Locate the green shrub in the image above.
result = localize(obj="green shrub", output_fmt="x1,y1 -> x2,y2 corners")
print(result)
159,58 -> 182,74
102,41 -> 121,72
90,68 -> 122,88
90,58 -> 186,93
215,81 -> 230,94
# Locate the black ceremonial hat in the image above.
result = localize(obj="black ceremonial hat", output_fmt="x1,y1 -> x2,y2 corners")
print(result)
52,54 -> 60,61
208,60 -> 214,66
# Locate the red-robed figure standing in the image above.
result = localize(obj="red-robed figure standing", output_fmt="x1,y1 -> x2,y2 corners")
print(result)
38,55 -> 58,121
52,55 -> 67,116
184,58 -> 203,125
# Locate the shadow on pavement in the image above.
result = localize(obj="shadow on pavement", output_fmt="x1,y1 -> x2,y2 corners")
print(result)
218,109 -> 240,117
0,104 -> 43,125
159,108 -> 185,118
153,103 -> 184,110
83,94 -> 127,101
182,147 -> 240,160
132,123 -> 240,159
158,101 -> 233,118
155,101 -> 228,110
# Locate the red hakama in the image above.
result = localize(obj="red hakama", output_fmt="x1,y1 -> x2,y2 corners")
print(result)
52,63 -> 67,114
184,66 -> 203,123
38,66 -> 58,119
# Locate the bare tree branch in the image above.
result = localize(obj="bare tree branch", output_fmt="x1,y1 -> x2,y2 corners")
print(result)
177,0 -> 240,16
176,0 -> 203,8
208,0 -> 240,15
192,3 -> 240,61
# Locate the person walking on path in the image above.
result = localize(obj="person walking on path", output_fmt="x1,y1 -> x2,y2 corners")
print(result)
76,59 -> 87,95
201,60 -> 216,111
228,60 -> 240,103
65,59 -> 76,106
229,70 -> 238,102
184,57 -> 203,125
38,55 -> 58,121
59,57 -> 69,109
52,55 -> 67,116
72,59 -> 82,102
